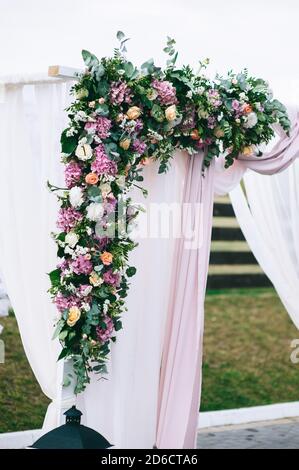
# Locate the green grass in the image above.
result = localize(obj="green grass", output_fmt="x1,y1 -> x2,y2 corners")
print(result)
201,288 -> 299,411
0,314 -> 50,433
0,287 -> 299,432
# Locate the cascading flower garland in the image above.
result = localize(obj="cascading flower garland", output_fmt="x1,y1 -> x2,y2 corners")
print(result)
48,32 -> 290,393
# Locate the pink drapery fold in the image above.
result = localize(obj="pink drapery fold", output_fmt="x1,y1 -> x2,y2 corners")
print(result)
156,114 -> 299,450
156,152 -> 215,449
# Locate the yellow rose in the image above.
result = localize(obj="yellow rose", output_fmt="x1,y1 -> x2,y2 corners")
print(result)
165,105 -> 177,122
213,127 -> 225,138
89,271 -> 103,287
126,106 -> 141,120
67,306 -> 81,327
242,146 -> 253,156
119,138 -> 131,150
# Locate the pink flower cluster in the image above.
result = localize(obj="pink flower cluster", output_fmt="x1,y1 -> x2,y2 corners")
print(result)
54,292 -> 80,312
71,255 -> 93,275
96,316 -> 115,343
207,89 -> 222,108
85,117 -> 112,139
65,161 -> 82,188
103,269 -> 121,287
132,139 -> 147,155
57,207 -> 82,232
152,79 -> 178,105
91,145 -> 118,176
109,80 -> 133,105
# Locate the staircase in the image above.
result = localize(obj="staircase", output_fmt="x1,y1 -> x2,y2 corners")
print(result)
207,196 -> 272,289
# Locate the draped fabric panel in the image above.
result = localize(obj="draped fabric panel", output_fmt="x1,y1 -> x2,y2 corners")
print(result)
229,160 -> 299,328
0,80 -> 71,429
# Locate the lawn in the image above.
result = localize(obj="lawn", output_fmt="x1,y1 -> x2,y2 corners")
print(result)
0,288 -> 299,432
201,288 -> 299,411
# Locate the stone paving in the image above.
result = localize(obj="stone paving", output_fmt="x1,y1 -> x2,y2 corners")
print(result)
197,417 -> 299,449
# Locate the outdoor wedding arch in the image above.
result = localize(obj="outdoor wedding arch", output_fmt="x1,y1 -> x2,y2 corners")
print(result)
0,33 -> 298,449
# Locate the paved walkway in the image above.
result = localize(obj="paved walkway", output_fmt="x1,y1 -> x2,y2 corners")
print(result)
197,417 -> 299,449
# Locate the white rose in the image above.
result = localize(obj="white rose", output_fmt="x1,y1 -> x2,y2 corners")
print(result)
100,182 -> 112,197
75,143 -> 93,161
69,186 -> 84,208
65,232 -> 79,248
244,112 -> 258,129
86,202 -> 104,221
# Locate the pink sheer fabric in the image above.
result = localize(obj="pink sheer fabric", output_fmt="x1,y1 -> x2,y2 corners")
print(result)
157,115 -> 299,449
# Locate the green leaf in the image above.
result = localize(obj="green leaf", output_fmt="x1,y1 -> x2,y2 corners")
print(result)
82,49 -> 99,68
126,266 -> 137,277
117,31 -> 125,41
48,269 -> 61,288
60,129 -> 77,155
87,186 -> 102,202
58,348 -> 69,361
92,63 -> 105,81
95,103 -> 109,116
124,61 -> 135,79
52,319 -> 65,340
59,329 -> 68,341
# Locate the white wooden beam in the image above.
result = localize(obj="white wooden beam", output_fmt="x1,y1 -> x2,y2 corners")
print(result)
48,65 -> 83,80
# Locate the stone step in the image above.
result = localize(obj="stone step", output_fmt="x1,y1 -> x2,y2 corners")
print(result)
212,226 -> 245,241
207,273 -> 272,289
213,203 -> 235,218
210,251 -> 257,265
210,241 -> 250,252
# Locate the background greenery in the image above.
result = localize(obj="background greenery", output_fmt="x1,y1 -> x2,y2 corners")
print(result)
0,287 -> 298,432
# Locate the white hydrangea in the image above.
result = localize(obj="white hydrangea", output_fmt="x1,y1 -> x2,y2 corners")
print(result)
69,186 -> 84,208
65,232 -> 79,248
86,202 -> 104,221
243,112 -> 258,129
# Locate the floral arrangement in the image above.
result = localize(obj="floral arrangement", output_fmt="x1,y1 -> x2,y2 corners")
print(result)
48,32 -> 290,393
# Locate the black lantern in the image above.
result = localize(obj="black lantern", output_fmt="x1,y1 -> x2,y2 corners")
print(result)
31,406 -> 113,449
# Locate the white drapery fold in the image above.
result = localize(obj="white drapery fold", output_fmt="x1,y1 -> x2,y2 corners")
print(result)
0,79 -> 72,429
230,160 -> 299,328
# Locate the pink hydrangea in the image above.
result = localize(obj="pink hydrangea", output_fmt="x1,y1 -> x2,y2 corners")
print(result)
96,117 -> 112,139
91,145 -> 118,176
84,122 -> 97,133
109,80 -> 133,105
207,116 -> 216,129
77,284 -> 92,297
57,207 -> 82,232
103,269 -> 121,287
207,89 -> 222,108
132,139 -> 147,155
65,161 -> 82,188
54,292 -> 80,312
96,316 -> 115,343
71,255 -> 93,275
152,79 -> 178,105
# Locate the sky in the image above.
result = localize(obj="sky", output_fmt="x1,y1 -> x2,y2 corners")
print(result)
1,0 -> 299,103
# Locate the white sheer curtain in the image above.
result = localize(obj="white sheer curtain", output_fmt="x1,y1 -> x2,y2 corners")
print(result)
230,160 -> 299,328
0,79 -> 72,428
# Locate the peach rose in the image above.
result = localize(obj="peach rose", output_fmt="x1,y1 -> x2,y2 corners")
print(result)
100,251 -> 113,266
242,146 -> 253,156
120,138 -> 131,150
165,105 -> 177,122
190,129 -> 200,140
67,306 -> 81,327
85,172 -> 99,185
213,127 -> 225,138
89,271 -> 103,287
126,106 -> 141,120
243,104 -> 253,114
